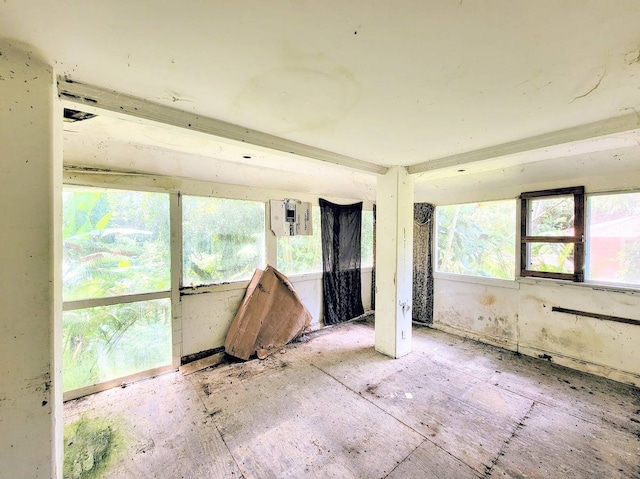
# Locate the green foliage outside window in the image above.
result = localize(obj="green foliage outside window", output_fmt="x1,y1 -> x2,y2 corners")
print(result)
277,206 -> 322,275
62,188 -> 172,391
277,207 -> 375,275
527,195 -> 575,273
436,201 -> 515,279
63,300 -> 171,391
361,210 -> 374,267
63,189 -> 170,300
182,196 -> 265,286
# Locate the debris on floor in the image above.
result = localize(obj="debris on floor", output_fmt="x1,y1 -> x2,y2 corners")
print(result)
180,352 -> 226,376
224,265 -> 312,360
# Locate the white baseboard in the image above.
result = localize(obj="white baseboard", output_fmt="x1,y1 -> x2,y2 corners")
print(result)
431,321 -> 518,352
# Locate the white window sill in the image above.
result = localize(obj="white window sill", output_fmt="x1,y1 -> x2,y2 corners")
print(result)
285,271 -> 323,282
434,272 -> 520,289
435,271 -> 640,295
517,276 -> 640,295
180,280 -> 251,295
284,266 -> 373,283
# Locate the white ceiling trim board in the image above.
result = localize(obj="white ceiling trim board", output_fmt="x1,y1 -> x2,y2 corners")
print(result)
58,78 -> 388,176
408,112 -> 640,175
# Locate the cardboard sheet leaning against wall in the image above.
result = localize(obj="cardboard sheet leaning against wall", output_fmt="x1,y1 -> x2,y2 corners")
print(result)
224,265 -> 312,360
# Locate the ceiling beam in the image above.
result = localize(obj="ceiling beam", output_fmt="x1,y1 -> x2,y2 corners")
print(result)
58,78 -> 388,176
407,112 -> 640,175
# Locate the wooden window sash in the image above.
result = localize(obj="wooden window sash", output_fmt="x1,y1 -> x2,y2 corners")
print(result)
520,186 -> 585,282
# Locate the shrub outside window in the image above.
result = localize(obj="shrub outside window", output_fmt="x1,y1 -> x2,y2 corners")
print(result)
436,200 -> 516,280
182,196 -> 265,287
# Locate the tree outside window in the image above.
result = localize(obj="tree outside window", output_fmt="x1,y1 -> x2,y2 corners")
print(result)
436,200 -> 516,280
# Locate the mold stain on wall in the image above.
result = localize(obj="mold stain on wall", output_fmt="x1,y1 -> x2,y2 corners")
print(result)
64,416 -> 126,479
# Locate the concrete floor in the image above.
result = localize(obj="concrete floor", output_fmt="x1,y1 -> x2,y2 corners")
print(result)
64,318 -> 640,478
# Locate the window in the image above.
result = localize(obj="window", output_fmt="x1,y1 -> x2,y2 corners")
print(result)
182,195 -> 265,287
520,187 -> 585,281
63,188 -> 171,301
586,191 -> 640,287
277,206 -> 322,275
62,187 -> 172,392
277,207 -> 375,275
435,200 -> 516,279
361,209 -> 374,268
63,299 -> 171,391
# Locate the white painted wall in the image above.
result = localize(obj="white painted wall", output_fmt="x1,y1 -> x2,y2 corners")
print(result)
434,276 -> 640,386
433,276 -> 520,350
0,41 -> 63,478
181,269 -> 373,357
518,282 -> 640,380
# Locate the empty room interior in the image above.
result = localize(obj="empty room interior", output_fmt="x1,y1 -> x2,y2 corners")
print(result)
2,2 -> 640,478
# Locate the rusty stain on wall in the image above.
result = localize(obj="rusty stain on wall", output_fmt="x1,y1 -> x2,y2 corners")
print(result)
479,294 -> 496,306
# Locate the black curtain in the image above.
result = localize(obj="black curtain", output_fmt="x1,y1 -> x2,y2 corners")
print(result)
320,198 -> 365,325
413,203 -> 435,323
371,204 -> 376,310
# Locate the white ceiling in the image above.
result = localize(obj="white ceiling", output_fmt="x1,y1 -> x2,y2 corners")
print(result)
3,1 -> 640,201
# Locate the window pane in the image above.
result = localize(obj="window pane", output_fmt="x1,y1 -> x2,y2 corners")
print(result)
529,196 -> 574,236
63,299 -> 171,391
527,243 -> 574,274
182,196 -> 265,286
436,200 -> 516,279
361,210 -> 374,268
277,206 -> 322,275
587,192 -> 640,285
63,188 -> 170,301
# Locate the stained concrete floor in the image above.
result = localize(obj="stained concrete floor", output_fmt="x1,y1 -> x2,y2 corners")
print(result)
64,318 -> 640,478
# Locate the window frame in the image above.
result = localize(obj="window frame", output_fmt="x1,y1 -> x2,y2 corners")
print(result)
61,185 -> 175,400
520,186 -> 585,282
